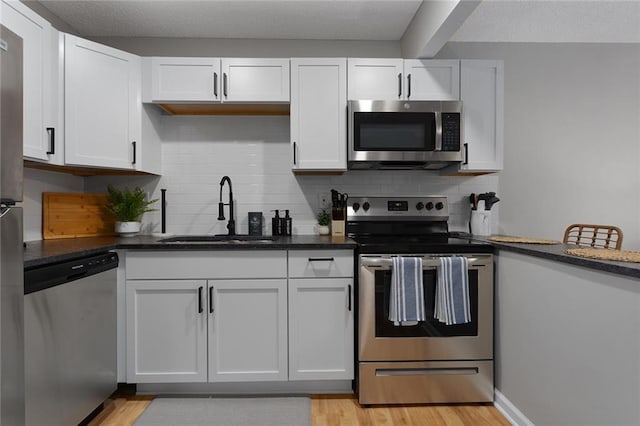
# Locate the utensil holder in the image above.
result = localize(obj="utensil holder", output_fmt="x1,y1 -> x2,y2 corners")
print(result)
470,210 -> 491,236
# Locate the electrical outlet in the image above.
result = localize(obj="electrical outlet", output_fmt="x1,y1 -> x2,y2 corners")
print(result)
318,192 -> 330,209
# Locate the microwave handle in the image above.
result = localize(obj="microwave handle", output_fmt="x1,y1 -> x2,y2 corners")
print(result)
434,112 -> 442,151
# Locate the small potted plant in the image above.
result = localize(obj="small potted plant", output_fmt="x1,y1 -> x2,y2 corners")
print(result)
317,209 -> 331,235
106,185 -> 157,237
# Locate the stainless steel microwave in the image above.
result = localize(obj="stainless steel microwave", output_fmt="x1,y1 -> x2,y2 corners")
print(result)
347,100 -> 463,170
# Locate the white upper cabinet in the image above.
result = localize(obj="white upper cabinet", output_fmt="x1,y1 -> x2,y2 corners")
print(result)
347,58 -> 404,100
1,0 -> 57,162
459,60 -> 504,173
347,58 -> 459,101
403,59 -> 459,100
290,58 -> 347,172
149,57 -> 220,102
222,58 -> 289,102
143,57 -> 290,103
64,34 -> 141,170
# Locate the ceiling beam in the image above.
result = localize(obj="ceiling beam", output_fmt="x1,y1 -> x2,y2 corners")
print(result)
401,0 -> 481,58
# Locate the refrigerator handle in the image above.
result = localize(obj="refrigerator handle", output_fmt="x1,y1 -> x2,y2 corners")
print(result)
0,204 -> 13,219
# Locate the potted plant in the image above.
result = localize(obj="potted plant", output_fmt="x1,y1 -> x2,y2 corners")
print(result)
317,209 -> 331,235
106,185 -> 157,237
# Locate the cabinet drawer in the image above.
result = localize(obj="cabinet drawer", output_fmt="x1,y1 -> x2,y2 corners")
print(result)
126,251 -> 287,279
288,250 -> 353,278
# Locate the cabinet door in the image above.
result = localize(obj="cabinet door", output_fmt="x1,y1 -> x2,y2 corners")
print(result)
404,59 -> 460,100
126,280 -> 207,383
221,58 -> 289,102
208,279 -> 287,382
2,0 -> 53,161
291,58 -> 346,171
64,34 -> 141,169
289,278 -> 354,380
347,58 -> 403,100
460,60 -> 504,172
150,57 -> 220,102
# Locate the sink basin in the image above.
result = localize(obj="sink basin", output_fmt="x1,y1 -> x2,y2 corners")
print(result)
159,234 -> 275,243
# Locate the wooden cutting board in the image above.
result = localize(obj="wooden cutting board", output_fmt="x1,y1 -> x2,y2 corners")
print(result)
43,192 -> 116,239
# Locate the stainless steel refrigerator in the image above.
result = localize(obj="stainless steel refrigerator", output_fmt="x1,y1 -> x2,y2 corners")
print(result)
0,24 -> 25,425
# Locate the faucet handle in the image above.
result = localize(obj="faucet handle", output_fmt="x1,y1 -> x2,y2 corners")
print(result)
218,202 -> 226,220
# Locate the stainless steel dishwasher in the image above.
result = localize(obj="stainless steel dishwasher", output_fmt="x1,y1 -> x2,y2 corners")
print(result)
24,252 -> 118,426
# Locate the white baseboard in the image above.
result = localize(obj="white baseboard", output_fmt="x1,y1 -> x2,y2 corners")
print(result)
494,389 -> 534,426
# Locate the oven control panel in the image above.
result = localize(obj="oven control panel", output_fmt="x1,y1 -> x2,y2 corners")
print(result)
347,196 -> 449,221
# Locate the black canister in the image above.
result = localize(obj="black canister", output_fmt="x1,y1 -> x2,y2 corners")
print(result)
248,212 -> 263,236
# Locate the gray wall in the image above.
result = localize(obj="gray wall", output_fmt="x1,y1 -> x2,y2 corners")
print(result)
496,251 -> 640,425
438,42 -> 640,249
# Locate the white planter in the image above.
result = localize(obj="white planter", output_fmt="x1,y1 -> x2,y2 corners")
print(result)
115,221 -> 141,237
317,224 -> 330,235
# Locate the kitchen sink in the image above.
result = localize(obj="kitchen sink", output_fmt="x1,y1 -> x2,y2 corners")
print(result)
158,235 -> 276,243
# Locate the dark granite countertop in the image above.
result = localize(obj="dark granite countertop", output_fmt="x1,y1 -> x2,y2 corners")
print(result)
24,234 -> 358,269
474,236 -> 640,280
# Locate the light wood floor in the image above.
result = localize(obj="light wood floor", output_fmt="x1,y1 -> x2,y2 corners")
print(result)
88,394 -> 510,426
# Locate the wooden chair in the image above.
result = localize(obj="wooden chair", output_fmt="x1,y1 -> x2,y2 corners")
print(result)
563,224 -> 623,249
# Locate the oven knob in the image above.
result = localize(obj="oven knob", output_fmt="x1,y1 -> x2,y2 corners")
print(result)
435,202 -> 444,210
362,202 -> 370,212
352,202 -> 360,212
425,202 -> 434,210
416,202 -> 424,210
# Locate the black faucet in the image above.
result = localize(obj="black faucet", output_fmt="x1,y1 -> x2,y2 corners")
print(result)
217,176 -> 235,235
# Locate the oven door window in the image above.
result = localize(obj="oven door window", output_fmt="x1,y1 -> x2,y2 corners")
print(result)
374,269 -> 478,337
353,112 -> 436,151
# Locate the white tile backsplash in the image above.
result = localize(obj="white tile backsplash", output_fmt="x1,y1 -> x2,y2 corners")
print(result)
83,114 -> 499,236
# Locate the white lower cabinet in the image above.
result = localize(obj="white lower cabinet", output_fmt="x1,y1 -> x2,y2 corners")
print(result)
126,280 -> 208,383
124,249 -> 353,385
288,278 -> 353,380
208,279 -> 288,382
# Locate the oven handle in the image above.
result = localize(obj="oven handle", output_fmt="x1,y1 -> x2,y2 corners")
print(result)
375,367 -> 479,377
360,256 -> 485,268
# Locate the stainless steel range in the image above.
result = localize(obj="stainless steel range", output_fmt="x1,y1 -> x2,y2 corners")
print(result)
347,196 -> 494,405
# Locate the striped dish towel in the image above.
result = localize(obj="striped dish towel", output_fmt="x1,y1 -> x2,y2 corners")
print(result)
435,257 -> 471,325
389,257 -> 425,326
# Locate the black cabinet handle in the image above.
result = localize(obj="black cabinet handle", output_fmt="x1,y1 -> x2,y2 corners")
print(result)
407,74 -> 412,98
463,142 -> 469,165
198,286 -> 203,314
223,73 -> 228,98
213,72 -> 218,98
46,127 -> 55,154
308,257 -> 334,262
397,73 -> 402,98
132,141 -> 137,165
293,141 -> 297,165
209,286 -> 214,313
348,284 -> 352,311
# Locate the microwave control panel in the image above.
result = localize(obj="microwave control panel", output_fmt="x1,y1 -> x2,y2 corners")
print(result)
441,112 -> 461,152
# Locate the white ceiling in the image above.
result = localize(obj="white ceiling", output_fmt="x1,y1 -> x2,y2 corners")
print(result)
36,0 -> 423,40
35,0 -> 640,43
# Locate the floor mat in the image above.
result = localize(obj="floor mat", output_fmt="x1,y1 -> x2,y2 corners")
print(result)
133,396 -> 311,426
